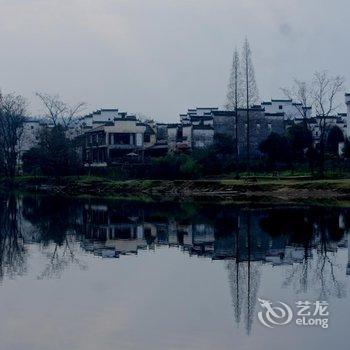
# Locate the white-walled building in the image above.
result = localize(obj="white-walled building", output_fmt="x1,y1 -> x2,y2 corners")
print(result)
17,119 -> 48,163
82,113 -> 159,165
18,119 -> 42,152
180,107 -> 217,126
262,99 -> 312,120
345,93 -> 350,138
168,107 -> 218,151
79,109 -> 131,130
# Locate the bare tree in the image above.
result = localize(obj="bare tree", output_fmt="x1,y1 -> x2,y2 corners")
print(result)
36,92 -> 86,128
0,92 -> 27,181
281,79 -> 316,174
241,39 -> 259,170
226,47 -> 244,177
281,79 -> 313,122
312,71 -> 344,176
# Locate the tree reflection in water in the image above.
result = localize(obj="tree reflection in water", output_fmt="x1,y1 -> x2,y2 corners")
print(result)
0,194 -> 27,282
0,194 -> 349,333
21,195 -> 87,279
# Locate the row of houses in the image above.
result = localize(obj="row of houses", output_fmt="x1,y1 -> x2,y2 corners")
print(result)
19,95 -> 350,166
79,203 -> 350,277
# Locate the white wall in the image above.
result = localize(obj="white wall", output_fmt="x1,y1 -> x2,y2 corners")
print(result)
346,94 -> 350,138
19,121 -> 42,152
263,100 -> 311,120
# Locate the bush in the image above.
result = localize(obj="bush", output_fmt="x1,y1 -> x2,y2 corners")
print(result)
259,133 -> 292,170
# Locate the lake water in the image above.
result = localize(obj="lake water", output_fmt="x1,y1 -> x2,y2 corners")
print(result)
0,194 -> 349,350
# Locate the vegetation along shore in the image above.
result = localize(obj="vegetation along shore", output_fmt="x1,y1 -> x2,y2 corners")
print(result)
5,175 -> 350,205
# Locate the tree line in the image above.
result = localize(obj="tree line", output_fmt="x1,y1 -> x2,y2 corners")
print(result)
226,39 -> 346,177
0,92 -> 85,183
0,39 -> 349,182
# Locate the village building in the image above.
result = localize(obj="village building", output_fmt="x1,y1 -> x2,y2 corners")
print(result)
17,118 -> 48,164
178,105 -> 286,157
304,113 -> 347,142
262,99 -> 312,120
17,95 -> 350,166
345,93 -> 350,138
83,114 -> 159,166
180,107 -> 217,126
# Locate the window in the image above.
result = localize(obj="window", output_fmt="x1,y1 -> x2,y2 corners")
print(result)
110,133 -> 132,145
98,132 -> 106,145
144,134 -> 151,143
279,105 -> 283,110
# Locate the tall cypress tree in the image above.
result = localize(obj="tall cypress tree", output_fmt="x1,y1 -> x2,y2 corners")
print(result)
226,47 -> 243,177
241,38 -> 259,171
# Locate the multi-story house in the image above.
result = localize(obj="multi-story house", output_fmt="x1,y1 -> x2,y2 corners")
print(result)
83,114 -> 157,165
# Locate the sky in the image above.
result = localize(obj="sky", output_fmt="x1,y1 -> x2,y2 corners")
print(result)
0,0 -> 349,122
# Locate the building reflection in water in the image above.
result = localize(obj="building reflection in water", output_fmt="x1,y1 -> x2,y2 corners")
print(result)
1,194 -> 350,334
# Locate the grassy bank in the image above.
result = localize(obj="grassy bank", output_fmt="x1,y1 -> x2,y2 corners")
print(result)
3,175 -> 350,205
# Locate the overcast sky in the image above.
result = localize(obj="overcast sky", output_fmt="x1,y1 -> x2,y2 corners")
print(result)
0,0 -> 348,121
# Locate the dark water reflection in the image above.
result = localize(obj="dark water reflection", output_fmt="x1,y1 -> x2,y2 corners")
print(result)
0,194 -> 349,349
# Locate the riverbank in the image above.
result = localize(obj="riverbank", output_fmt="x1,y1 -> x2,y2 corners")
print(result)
3,175 -> 350,205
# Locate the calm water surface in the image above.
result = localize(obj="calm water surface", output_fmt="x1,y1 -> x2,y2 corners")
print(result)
0,194 -> 349,350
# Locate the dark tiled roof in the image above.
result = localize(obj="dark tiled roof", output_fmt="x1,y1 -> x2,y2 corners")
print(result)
167,123 -> 181,128
193,125 -> 214,130
211,110 -> 235,116
265,113 -> 285,117
271,99 -> 292,103
92,121 -> 112,124
114,116 -> 137,121
190,115 -> 213,121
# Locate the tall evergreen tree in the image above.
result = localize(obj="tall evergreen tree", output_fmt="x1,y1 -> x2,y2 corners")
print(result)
226,47 -> 243,111
226,47 -> 243,177
242,38 -> 259,170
